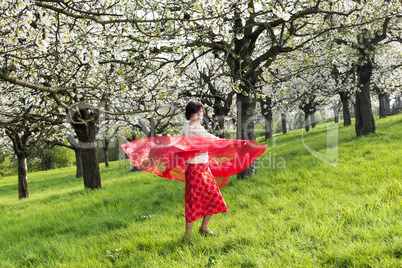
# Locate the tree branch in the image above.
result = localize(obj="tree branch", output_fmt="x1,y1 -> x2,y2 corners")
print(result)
372,17 -> 391,45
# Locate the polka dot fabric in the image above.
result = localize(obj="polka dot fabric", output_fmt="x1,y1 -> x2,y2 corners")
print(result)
185,163 -> 228,223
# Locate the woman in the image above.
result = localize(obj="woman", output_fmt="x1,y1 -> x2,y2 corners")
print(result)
179,100 -> 227,237
121,100 -> 266,239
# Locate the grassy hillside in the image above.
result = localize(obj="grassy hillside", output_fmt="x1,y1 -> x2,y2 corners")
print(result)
0,114 -> 401,267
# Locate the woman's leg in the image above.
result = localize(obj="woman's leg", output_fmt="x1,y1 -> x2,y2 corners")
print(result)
200,214 -> 214,234
184,163 -> 194,237
185,221 -> 195,237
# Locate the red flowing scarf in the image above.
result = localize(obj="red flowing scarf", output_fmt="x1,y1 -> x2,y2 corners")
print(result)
121,136 -> 266,188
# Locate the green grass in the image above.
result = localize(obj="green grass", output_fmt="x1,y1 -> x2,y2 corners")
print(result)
1,114 -> 402,267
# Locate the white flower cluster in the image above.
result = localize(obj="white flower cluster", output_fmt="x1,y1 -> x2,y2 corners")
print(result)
0,0 -> 401,142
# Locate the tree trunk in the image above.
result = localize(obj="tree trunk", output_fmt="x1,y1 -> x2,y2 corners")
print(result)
103,147 -> 109,167
80,143 -> 101,189
148,117 -> 155,138
211,107 -> 228,138
311,113 -> 316,128
217,111 -> 225,138
379,92 -> 390,118
103,138 -> 109,167
44,156 -> 52,170
261,97 -> 273,140
71,106 -> 101,189
304,112 -> 310,132
333,103 -> 339,123
264,114 -> 273,140
17,155 -> 29,199
299,100 -> 316,132
385,93 -> 390,116
214,108 -> 227,138
340,93 -> 352,126
236,93 -> 257,179
355,63 -> 375,136
75,148 -> 83,178
379,92 -> 386,118
199,73 -> 233,138
392,93 -> 402,115
281,113 -> 287,134
5,130 -> 40,199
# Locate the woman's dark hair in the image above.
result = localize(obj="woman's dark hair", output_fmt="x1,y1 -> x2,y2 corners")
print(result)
185,101 -> 205,120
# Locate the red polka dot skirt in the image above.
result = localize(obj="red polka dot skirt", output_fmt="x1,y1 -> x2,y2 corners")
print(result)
185,163 -> 228,223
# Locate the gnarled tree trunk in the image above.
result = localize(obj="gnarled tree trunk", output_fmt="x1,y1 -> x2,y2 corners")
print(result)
281,113 -> 287,135
340,92 -> 352,126
215,109 -> 227,138
74,147 -> 83,178
80,142 -> 101,189
379,92 -> 390,119
304,112 -> 311,132
236,93 -> 257,179
70,106 -> 101,189
103,138 -> 110,168
211,106 -> 230,138
392,93 -> 402,115
17,154 -> 29,199
311,112 -> 316,129
260,96 -> 273,140
199,72 -> 234,138
332,103 -> 339,124
355,63 -> 375,136
103,147 -> 109,167
5,129 -> 42,199
299,97 -> 317,132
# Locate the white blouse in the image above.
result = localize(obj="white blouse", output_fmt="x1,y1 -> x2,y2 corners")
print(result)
179,121 -> 217,163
